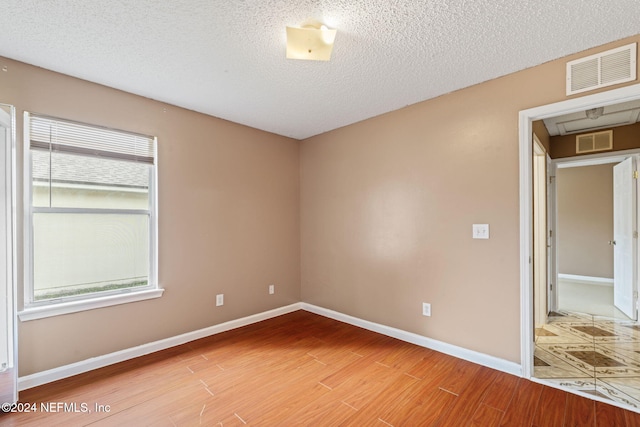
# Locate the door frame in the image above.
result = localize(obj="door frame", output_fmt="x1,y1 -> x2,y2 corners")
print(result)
532,135 -> 548,328
519,83 -> 640,379
548,151 -> 640,321
547,155 -> 557,314
0,103 -> 17,405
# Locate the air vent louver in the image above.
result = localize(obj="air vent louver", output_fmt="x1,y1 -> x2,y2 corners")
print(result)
567,43 -> 636,96
575,130 -> 613,154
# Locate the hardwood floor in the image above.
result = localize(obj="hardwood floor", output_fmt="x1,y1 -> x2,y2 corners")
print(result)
2,310 -> 640,426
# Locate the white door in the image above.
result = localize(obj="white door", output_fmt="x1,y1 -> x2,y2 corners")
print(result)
613,157 -> 637,320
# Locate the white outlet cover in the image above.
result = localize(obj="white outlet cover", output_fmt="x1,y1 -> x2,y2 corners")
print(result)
422,302 -> 431,317
269,284 -> 275,295
216,294 -> 224,306
472,224 -> 489,239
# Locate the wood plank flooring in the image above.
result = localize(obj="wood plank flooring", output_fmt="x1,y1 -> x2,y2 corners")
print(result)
2,310 -> 640,426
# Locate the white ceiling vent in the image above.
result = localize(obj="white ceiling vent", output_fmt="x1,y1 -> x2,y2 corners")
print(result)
575,130 -> 613,154
566,43 -> 637,96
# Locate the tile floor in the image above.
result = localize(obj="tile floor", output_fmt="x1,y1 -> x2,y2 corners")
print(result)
535,310 -> 640,409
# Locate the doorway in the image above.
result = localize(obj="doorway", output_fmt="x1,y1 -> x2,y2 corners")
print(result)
551,155 -> 639,321
520,83 -> 640,412
533,151 -> 640,409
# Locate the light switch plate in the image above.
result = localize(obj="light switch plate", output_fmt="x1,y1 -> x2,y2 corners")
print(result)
472,224 -> 489,239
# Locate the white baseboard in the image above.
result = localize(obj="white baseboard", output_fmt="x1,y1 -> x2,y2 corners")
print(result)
300,303 -> 522,377
19,302 -> 522,391
18,303 -> 303,391
558,273 -> 614,287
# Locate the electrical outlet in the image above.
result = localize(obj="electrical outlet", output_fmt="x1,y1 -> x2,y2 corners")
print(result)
269,284 -> 275,295
216,294 -> 224,306
422,302 -> 431,317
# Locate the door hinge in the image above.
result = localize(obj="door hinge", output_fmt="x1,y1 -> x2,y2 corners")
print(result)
549,176 -> 555,184
635,231 -> 639,239
550,283 -> 553,291
634,170 -> 639,179
549,230 -> 553,238
635,291 -> 638,299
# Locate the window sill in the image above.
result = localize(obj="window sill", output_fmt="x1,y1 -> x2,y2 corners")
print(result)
18,288 -> 165,321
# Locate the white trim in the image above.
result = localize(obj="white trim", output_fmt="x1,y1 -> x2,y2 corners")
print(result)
547,154 -> 558,313
18,303 -> 302,390
18,288 -> 165,321
555,148 -> 640,169
558,273 -> 614,287
149,136 -> 158,291
301,303 -> 522,376
533,134 -> 544,155
22,113 -> 160,311
1,104 -> 17,404
23,113 -> 33,307
18,302 -> 525,391
520,106 -> 534,379
520,83 -> 640,383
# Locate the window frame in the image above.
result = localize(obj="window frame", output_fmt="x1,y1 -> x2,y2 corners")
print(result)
19,113 -> 162,321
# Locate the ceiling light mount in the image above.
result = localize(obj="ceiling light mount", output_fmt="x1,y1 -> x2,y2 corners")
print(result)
286,22 -> 337,61
585,107 -> 605,120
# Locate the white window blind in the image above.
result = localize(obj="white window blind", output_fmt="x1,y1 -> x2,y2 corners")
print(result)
29,114 -> 155,164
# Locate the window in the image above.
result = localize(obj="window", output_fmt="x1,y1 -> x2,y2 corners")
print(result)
21,113 -> 162,319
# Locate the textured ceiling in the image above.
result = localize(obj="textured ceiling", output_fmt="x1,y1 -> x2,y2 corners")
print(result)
1,1 -> 640,140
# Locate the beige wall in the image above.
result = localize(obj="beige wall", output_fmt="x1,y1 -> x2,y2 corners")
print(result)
556,164 -> 614,278
300,35 -> 640,363
533,120 -> 551,153
4,34 -> 640,375
0,57 -> 301,375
